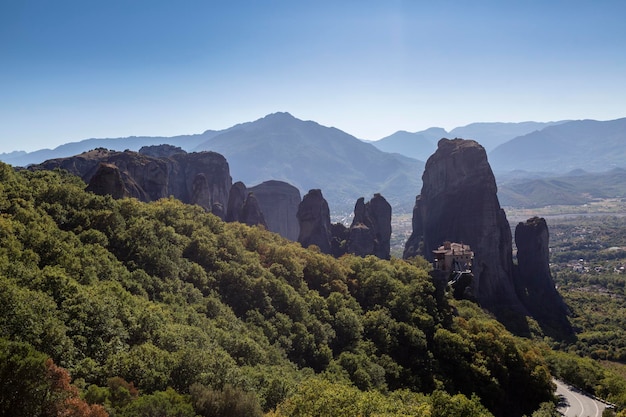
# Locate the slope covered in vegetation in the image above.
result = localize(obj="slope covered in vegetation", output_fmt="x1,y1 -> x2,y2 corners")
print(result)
0,163 -> 556,416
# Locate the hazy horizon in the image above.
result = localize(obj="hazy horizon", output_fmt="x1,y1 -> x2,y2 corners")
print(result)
2,1 -> 625,153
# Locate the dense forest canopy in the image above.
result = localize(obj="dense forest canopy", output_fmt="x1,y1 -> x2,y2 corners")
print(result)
0,161 -> 624,416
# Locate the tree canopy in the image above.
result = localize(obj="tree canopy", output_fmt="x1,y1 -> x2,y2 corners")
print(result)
0,163 -> 563,416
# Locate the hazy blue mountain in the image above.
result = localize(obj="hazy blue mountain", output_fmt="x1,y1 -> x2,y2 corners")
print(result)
450,121 -> 566,152
489,118 -> 626,173
193,112 -> 424,213
371,127 -> 446,161
370,121 -> 564,160
10,113 -> 625,212
0,132 -> 220,167
497,167 -> 626,207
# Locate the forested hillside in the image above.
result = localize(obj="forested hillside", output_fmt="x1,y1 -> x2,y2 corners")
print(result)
0,162 -> 578,416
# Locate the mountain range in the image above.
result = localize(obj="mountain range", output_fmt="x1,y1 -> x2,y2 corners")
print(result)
497,167 -> 626,208
2,113 -> 625,211
489,118 -> 626,172
371,121 -> 565,160
188,112 -> 423,211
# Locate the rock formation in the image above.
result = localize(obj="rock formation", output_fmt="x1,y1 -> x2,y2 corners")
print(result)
347,194 -> 392,259
85,163 -> 131,200
225,181 -> 267,228
226,182 -> 248,223
169,152 -> 232,217
403,139 -> 523,312
240,193 -> 267,228
514,217 -> 571,334
297,189 -> 332,254
191,173 -> 213,211
404,138 -> 571,334
296,192 -> 392,259
30,148 -> 232,218
249,180 -> 301,241
139,144 -> 185,158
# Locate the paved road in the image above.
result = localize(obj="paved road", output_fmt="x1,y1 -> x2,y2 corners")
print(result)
555,379 -> 607,417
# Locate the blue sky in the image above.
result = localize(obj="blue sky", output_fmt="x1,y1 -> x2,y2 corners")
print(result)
1,0 -> 625,153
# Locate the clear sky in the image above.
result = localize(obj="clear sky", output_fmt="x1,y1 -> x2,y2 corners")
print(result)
1,0 -> 625,153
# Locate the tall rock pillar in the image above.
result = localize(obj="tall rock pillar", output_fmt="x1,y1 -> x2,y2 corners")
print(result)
514,217 -> 572,335
347,194 -> 392,259
403,138 -> 524,312
297,189 -> 332,254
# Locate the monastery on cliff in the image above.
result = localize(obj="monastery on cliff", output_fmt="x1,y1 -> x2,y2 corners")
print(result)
432,241 -> 473,272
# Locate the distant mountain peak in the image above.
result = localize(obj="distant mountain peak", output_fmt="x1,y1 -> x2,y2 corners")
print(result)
264,111 -> 295,119
241,112 -> 306,130
255,112 -> 298,125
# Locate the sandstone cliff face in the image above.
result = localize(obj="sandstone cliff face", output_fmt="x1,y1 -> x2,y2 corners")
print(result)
297,189 -> 332,254
347,194 -> 392,260
403,139 -> 523,312
249,180 -> 301,241
31,148 -> 232,218
514,217 -> 571,334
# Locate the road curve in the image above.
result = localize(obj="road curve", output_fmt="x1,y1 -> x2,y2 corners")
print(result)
555,379 -> 606,417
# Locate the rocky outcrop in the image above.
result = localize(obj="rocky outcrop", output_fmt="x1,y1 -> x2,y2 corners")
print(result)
346,223 -> 375,257
85,163 -> 131,199
226,182 -> 248,223
514,217 -> 571,334
297,189 -> 332,254
404,138 -> 571,334
296,192 -> 392,259
403,139 -> 523,312
347,194 -> 392,259
317,193 -> 393,259
191,173 -> 213,211
30,148 -> 232,218
225,181 -> 267,228
139,144 -> 185,158
240,193 -> 267,228
249,180 -> 301,241
169,152 -> 232,217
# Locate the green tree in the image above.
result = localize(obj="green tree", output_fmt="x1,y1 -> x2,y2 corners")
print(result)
119,387 -> 195,417
430,390 -> 494,417
0,338 -> 50,416
190,383 -> 262,417
0,338 -> 107,417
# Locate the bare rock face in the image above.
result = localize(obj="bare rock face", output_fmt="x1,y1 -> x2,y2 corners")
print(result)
191,173 -> 213,210
85,163 -> 131,200
30,148 -> 232,218
403,138 -> 523,312
347,194 -> 392,259
249,180 -> 301,241
169,152 -> 232,217
224,182 -> 267,228
514,217 -> 571,334
226,181 -> 248,223
240,193 -> 267,228
346,223 -> 375,257
297,189 -> 332,254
